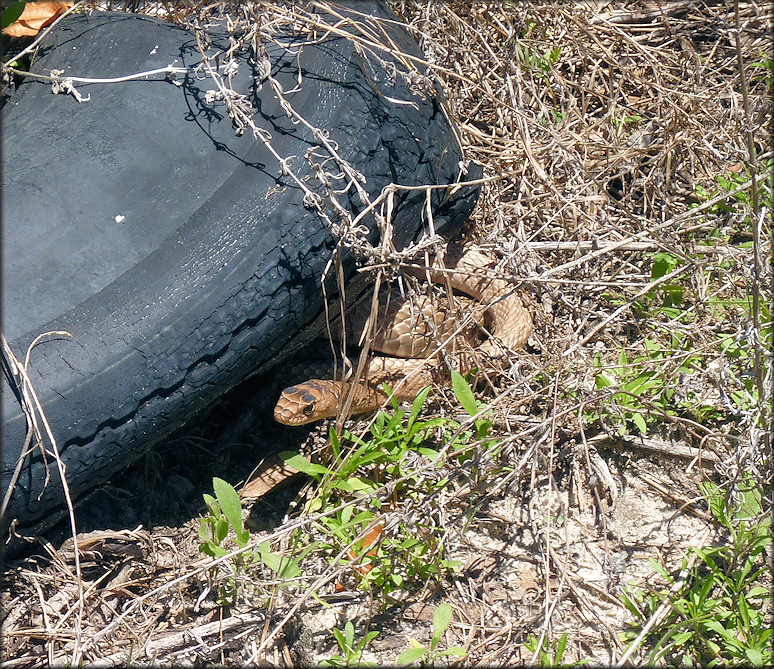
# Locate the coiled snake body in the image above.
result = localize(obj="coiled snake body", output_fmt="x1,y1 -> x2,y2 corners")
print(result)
273,245 -> 532,425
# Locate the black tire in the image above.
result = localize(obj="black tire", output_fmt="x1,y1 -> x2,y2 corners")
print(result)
1,5 -> 481,539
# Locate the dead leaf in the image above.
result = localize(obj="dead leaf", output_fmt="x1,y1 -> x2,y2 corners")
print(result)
3,1 -> 74,38
346,522 -> 383,575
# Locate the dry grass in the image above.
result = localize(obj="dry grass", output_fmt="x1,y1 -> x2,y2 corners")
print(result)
2,0 -> 772,665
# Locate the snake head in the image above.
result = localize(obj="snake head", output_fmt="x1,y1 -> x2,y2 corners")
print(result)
273,380 -> 339,425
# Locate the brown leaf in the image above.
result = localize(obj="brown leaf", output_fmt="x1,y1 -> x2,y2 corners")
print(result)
3,1 -> 74,38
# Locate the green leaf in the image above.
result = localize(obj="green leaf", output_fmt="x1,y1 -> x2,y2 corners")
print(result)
337,480 -> 360,495
212,477 -> 248,545
347,477 -> 377,492
332,626 -> 346,651
620,591 -> 644,619
451,370 -> 478,417
198,521 -> 212,544
703,619 -> 730,640
648,557 -> 672,582
701,481 -> 729,525
407,386 -> 431,433
200,541 -> 229,559
739,483 -> 763,518
215,517 -> 229,544
431,603 -> 453,647
1,2 -> 25,30
745,648 -> 765,666
738,593 -> 751,629
397,646 -> 428,665
595,371 -> 615,389
344,621 -> 355,650
279,451 -> 331,477
672,630 -> 693,646
746,586 -> 770,598
363,630 -> 380,646
632,412 -> 648,434
555,633 -> 568,662
417,446 -> 440,460
623,373 -> 659,395
329,425 -> 341,460
340,504 -> 354,525
202,493 -> 219,516
439,646 -> 467,657
651,252 -> 680,280
258,540 -> 301,579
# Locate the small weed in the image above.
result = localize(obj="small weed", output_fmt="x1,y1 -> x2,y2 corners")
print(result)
592,160 -> 773,438
750,52 -> 774,89
396,603 -> 466,666
591,336 -> 711,437
320,620 -> 379,668
693,160 -> 774,219
199,476 -> 251,559
198,477 -> 302,605
620,477 -> 772,666
515,20 -> 561,85
198,477 -> 253,606
601,250 -> 688,322
611,113 -> 644,130
525,632 -> 588,667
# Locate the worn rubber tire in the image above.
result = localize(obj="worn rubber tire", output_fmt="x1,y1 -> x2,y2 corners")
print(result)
1,5 -> 481,541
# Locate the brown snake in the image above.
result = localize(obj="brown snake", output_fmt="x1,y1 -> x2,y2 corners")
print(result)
273,245 -> 532,425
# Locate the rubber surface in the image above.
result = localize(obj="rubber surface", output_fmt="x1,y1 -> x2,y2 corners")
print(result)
1,5 -> 481,538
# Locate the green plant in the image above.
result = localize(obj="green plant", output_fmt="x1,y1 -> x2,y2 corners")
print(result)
592,156 -> 774,438
198,477 -> 253,605
620,477 -> 772,666
396,603 -> 466,666
750,52 -> 774,89
281,372 -> 492,602
611,113 -> 643,130
198,477 -> 302,605
602,250 -> 689,321
587,252 -> 702,436
199,476 -> 251,558
514,19 -> 562,88
525,632 -> 588,667
320,620 -> 380,668
591,336 -> 709,437
693,160 -> 774,220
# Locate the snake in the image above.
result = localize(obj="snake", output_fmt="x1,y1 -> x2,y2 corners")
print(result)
273,245 -> 532,425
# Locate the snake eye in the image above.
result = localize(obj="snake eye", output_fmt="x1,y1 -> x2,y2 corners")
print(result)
300,391 -> 317,417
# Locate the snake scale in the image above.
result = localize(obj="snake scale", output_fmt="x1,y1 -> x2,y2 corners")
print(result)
273,245 -> 532,424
